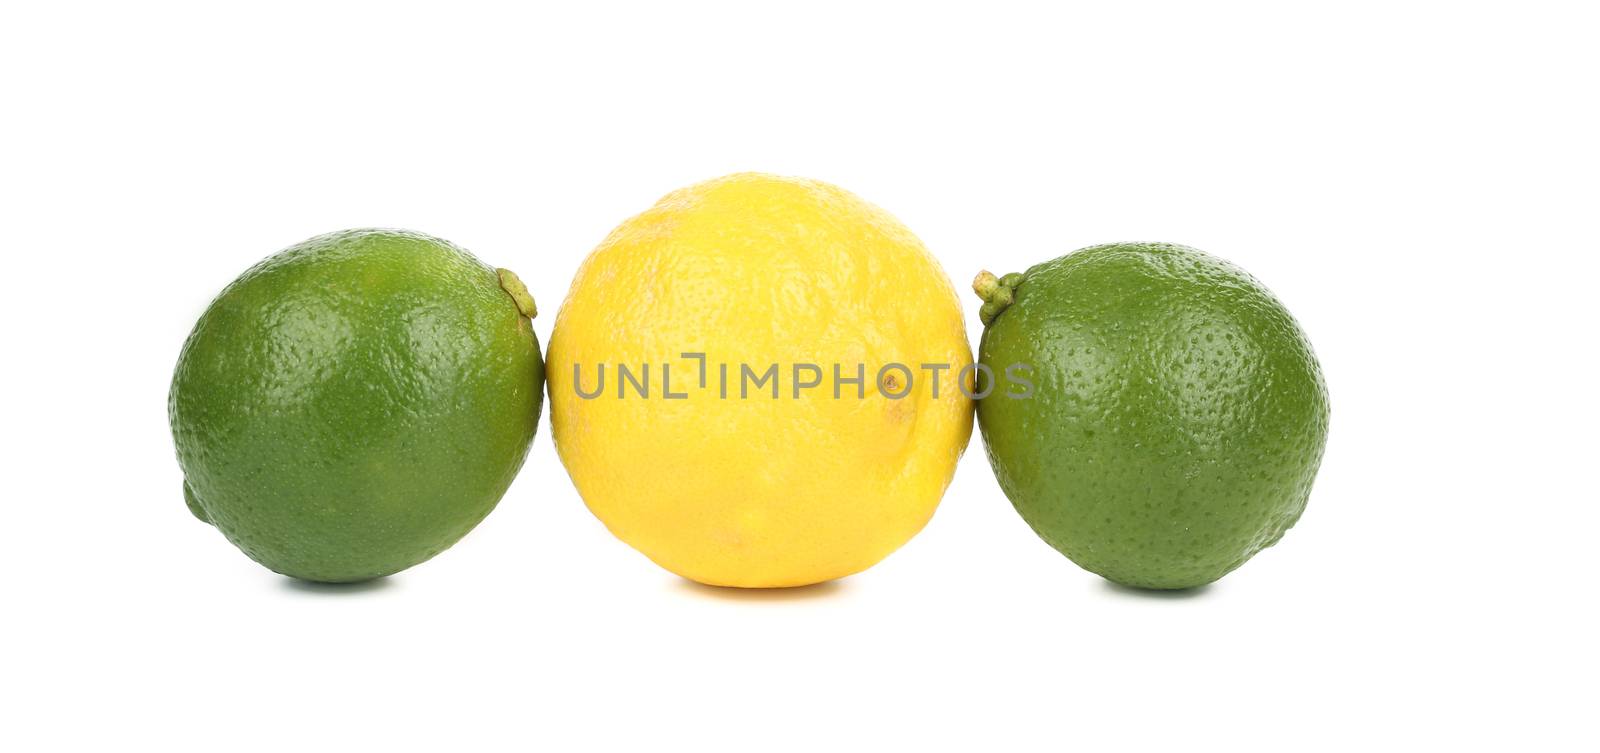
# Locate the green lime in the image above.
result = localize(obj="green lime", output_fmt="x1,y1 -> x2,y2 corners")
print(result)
974,243 -> 1328,590
168,229 -> 544,583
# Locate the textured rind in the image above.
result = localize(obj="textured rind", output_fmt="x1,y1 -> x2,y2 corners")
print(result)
547,173 -> 974,587
168,229 -> 544,582
976,243 -> 1329,589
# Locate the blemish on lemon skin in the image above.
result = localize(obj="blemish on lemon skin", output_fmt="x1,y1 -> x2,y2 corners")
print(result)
709,526 -> 747,548
876,370 -> 920,426
884,397 -> 916,426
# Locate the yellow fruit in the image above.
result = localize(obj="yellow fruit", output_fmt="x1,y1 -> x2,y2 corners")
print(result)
548,173 -> 973,587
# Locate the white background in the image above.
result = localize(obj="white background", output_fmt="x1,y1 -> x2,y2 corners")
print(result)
3,2 -> 1596,750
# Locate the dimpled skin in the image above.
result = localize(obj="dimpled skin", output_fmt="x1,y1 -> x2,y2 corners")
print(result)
548,173 -> 973,588
168,229 -> 544,583
977,243 -> 1328,589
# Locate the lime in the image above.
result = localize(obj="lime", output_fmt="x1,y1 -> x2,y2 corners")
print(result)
974,243 -> 1328,589
168,229 -> 543,582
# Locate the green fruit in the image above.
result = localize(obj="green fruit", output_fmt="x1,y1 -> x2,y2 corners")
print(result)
169,229 -> 544,583
974,243 -> 1328,590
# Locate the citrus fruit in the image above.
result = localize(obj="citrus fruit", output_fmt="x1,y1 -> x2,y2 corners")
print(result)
973,242 -> 1328,590
168,229 -> 544,583
547,173 -> 973,588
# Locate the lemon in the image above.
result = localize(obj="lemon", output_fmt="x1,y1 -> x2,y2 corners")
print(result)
548,173 -> 973,587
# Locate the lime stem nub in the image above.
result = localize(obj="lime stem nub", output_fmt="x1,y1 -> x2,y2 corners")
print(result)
497,268 -> 538,319
973,270 -> 1000,301
972,269 -> 1020,326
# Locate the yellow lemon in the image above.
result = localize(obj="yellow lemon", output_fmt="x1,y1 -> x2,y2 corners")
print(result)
548,173 -> 974,587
